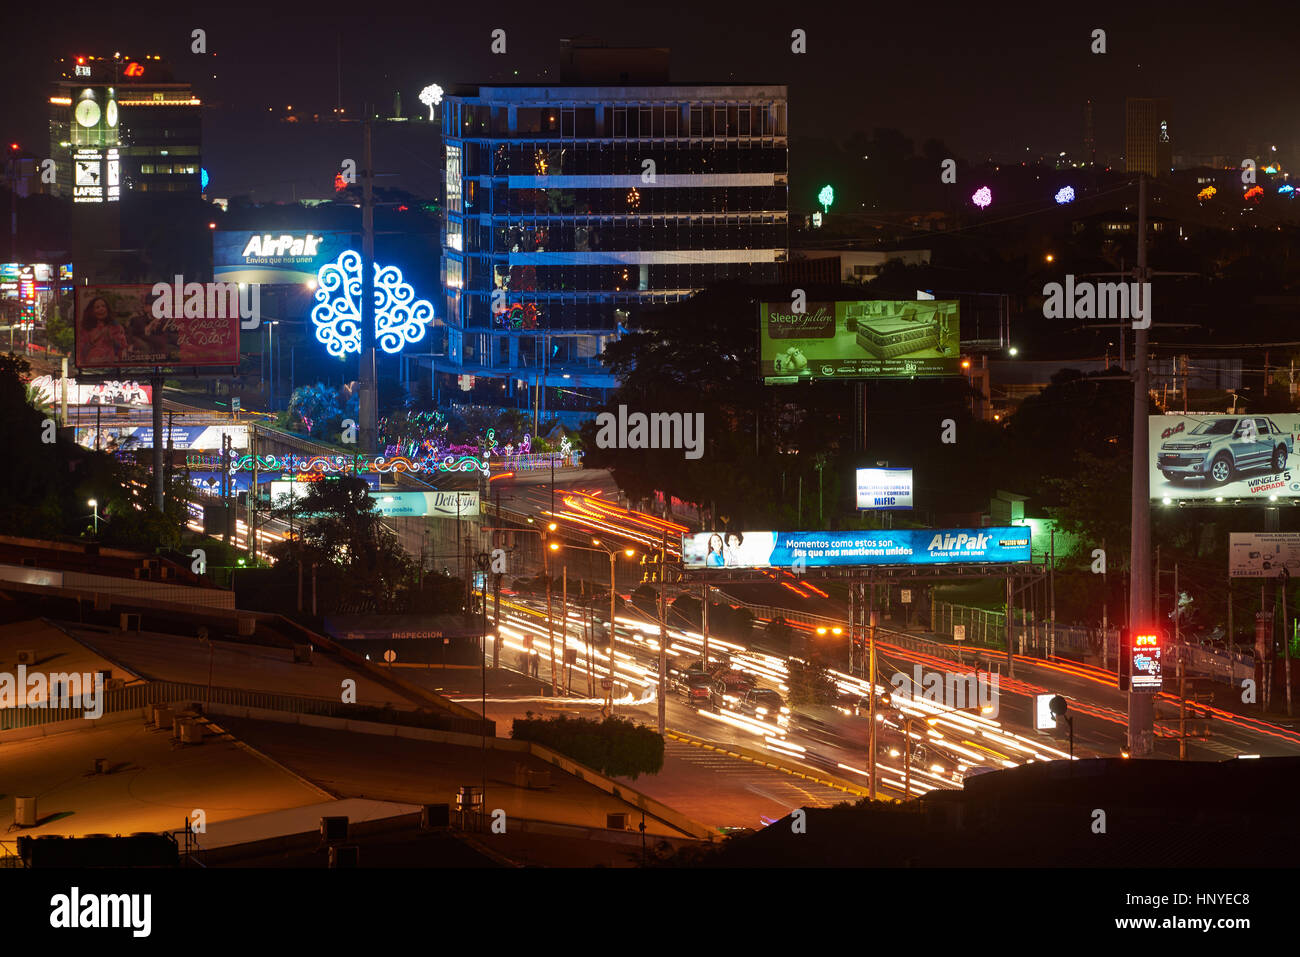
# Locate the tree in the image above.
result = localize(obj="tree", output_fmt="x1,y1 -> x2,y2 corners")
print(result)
268,474 -> 413,607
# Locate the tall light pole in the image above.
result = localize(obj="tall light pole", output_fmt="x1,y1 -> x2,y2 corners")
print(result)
359,109 -> 378,453
88,499 -> 98,535
564,540 -> 636,716
1127,173 -> 1155,756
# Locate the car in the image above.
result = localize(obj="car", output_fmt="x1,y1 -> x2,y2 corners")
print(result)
1156,416 -> 1293,486
736,688 -> 790,729
676,672 -> 714,706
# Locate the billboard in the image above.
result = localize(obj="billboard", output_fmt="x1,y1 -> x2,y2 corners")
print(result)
77,424 -> 248,451
681,527 -> 1030,570
1151,414 -> 1300,501
856,468 -> 913,510
1228,532 -> 1300,578
27,376 -> 152,407
760,300 -> 960,383
214,230 -> 353,285
76,285 -> 240,370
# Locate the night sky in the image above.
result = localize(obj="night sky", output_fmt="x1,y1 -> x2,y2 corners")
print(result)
5,0 -> 1295,176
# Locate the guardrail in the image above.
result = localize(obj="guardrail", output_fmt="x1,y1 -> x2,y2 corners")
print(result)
0,678 -> 491,737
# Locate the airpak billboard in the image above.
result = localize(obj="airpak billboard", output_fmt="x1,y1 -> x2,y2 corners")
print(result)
214,230 -> 353,285
1151,414 -> 1300,501
760,300 -> 960,383
682,527 -> 1030,569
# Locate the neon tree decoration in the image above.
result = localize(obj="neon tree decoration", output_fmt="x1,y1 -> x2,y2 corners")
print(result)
200,167 -> 209,191
419,84 -> 443,120
1197,186 -> 1216,202
972,186 -> 992,208
311,250 -> 434,358
1244,185 -> 1264,203
818,184 -> 834,213
1280,185 -> 1295,196
1054,186 -> 1075,205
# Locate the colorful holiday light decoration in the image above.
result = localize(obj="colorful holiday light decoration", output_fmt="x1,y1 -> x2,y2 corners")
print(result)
1197,186 -> 1217,202
501,301 -> 541,330
204,452 -> 488,476
311,250 -> 434,358
818,184 -> 834,214
1244,185 -> 1265,203
1054,186 -> 1076,204
972,186 -> 992,208
1280,184 -> 1295,196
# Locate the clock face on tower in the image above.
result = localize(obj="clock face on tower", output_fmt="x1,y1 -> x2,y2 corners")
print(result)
75,98 -> 101,128
105,100 -> 118,128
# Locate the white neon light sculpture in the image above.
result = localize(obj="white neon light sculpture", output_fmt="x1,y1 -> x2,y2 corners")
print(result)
311,250 -> 434,358
419,84 -> 443,121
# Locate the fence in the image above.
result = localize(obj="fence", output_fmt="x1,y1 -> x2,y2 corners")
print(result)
0,678 -> 492,737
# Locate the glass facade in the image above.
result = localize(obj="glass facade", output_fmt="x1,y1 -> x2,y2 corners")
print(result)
442,84 -> 788,393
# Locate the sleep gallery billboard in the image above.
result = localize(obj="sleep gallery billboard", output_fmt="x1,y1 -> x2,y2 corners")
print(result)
760,300 -> 960,384
75,285 -> 240,370
682,527 -> 1030,570
1151,414 -> 1300,501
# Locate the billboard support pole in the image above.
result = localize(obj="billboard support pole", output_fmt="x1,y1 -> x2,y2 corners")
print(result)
1005,575 -> 1014,678
151,372 -> 164,511
1127,172 -> 1155,756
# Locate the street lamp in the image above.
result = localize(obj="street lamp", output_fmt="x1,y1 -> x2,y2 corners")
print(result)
897,704 -> 994,801
562,538 -> 636,716
88,499 -> 98,535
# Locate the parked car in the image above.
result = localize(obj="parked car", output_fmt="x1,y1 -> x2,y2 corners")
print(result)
1157,416 -> 1293,486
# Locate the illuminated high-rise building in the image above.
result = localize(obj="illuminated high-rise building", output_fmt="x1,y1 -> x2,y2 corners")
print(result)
1125,97 -> 1172,178
440,40 -> 788,407
49,54 -> 202,200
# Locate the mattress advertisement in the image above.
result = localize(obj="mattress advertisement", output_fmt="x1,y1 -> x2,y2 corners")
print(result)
1150,414 -> 1300,501
682,527 -> 1030,569
760,300 -> 960,383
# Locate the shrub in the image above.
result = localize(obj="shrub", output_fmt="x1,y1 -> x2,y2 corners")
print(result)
511,714 -> 664,779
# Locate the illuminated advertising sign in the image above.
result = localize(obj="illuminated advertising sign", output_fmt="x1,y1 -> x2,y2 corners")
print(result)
75,285 -> 241,370
1228,532 -> 1300,578
372,490 -> 479,517
1120,629 -> 1163,693
760,300 -> 960,383
213,230 -> 353,285
73,147 -> 119,204
1151,414 -> 1300,502
681,527 -> 1030,570
856,468 -> 914,510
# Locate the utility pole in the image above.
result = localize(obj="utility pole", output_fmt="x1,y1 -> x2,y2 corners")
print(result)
546,540 -> 555,695
658,529 -> 668,736
359,109 -> 378,454
1283,567 -> 1293,717
1049,528 -> 1056,658
561,566 -> 568,695
867,579 -> 878,801
701,581 -> 709,670
1128,172 -> 1155,757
